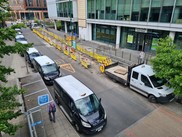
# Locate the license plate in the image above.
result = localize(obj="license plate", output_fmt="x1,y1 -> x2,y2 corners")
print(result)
96,126 -> 103,132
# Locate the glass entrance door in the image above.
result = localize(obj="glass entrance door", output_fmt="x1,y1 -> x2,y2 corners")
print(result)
136,33 -> 145,51
135,33 -> 152,52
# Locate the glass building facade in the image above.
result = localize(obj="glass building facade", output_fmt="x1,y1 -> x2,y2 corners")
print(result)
87,0 -> 182,23
87,0 -> 182,50
56,1 -> 73,18
92,24 -> 116,44
55,1 -> 78,35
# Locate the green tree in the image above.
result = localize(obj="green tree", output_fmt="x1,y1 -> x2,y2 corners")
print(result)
56,20 -> 62,30
150,36 -> 182,96
0,0 -> 32,136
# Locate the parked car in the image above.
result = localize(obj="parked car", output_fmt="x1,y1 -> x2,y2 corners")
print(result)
24,47 -> 42,68
16,37 -> 28,44
14,28 -> 22,33
15,34 -> 24,40
32,55 -> 61,85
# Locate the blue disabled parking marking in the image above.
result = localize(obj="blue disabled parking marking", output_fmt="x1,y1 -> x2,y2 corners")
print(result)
38,94 -> 49,106
31,120 -> 43,127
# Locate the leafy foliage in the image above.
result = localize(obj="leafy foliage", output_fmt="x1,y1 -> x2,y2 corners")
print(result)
0,0 -> 32,135
150,36 -> 182,95
0,86 -> 24,135
11,23 -> 26,29
56,20 -> 62,30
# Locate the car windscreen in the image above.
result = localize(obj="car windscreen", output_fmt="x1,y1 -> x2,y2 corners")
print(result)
42,63 -> 58,74
29,52 -> 41,60
16,38 -> 27,41
75,94 -> 100,116
149,75 -> 167,87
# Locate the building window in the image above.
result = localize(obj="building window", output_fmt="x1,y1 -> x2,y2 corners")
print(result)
131,0 -> 141,21
174,32 -> 182,49
124,0 -> 132,21
139,0 -> 150,21
92,24 -> 116,45
160,0 -> 174,23
172,0 -> 182,24
87,0 -> 95,19
57,1 -> 73,18
149,0 -> 163,22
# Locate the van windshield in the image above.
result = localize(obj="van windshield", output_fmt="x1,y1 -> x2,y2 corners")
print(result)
42,63 -> 57,74
29,52 -> 41,60
75,94 -> 100,116
149,75 -> 167,87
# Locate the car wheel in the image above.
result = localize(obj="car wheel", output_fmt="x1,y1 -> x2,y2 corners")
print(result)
148,95 -> 157,103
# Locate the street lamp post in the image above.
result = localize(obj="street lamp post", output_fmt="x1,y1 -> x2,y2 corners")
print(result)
69,0 -> 73,47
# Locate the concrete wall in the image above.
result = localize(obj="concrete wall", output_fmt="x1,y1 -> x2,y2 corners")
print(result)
47,0 -> 57,18
79,24 -> 91,41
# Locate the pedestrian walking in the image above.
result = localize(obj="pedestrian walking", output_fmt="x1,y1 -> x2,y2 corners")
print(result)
139,51 -> 145,64
48,102 -> 56,122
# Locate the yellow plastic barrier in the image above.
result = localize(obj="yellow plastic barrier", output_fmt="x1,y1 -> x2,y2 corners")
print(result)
33,29 -> 113,67
99,64 -> 105,73
70,53 -> 77,61
64,50 -> 69,56
57,44 -> 62,51
80,57 -> 91,69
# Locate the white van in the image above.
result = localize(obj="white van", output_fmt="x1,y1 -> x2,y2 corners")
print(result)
129,64 -> 175,103
54,75 -> 107,134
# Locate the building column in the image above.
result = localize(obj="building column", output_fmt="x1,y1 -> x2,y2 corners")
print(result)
34,12 -> 36,19
169,31 -> 175,41
39,12 -> 42,20
42,12 -> 44,20
14,11 -> 17,20
88,23 -> 92,41
18,11 -> 21,19
116,26 -> 121,49
65,22 -> 68,33
54,20 -> 57,30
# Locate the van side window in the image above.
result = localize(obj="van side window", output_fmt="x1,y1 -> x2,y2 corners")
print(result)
54,82 -> 63,97
37,65 -> 42,73
141,75 -> 152,88
70,101 -> 76,111
132,71 -> 139,79
62,91 -> 70,105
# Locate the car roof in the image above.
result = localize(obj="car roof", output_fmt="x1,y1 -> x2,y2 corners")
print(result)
55,75 -> 93,101
16,35 -> 24,39
132,64 -> 155,76
15,28 -> 21,31
34,55 -> 54,66
27,47 -> 39,54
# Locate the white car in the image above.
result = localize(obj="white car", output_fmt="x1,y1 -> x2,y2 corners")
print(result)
16,38 -> 28,44
15,34 -> 24,39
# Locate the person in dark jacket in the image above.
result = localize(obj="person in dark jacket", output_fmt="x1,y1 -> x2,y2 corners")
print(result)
48,102 -> 56,122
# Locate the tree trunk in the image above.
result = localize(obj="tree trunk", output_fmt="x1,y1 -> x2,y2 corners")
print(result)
0,132 -> 2,137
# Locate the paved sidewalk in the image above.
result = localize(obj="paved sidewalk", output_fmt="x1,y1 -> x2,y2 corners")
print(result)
1,53 -> 79,137
48,28 -> 153,65
117,104 -> 182,137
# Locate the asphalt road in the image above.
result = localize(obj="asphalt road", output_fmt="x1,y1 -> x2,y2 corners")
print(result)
22,28 -> 156,137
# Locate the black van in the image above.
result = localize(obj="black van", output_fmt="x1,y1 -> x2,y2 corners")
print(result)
24,47 -> 42,68
32,55 -> 61,85
54,75 -> 107,134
